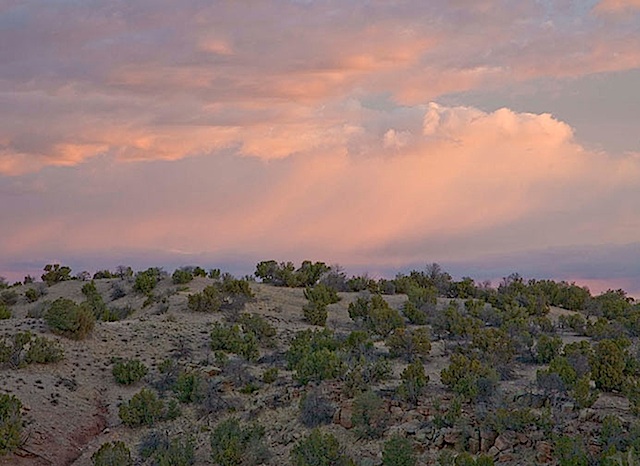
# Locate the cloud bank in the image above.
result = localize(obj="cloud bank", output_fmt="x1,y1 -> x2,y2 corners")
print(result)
1,1 -> 640,294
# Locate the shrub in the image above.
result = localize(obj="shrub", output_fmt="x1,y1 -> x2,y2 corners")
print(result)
386,327 -> 431,361
44,298 -> 95,340
24,287 -> 45,303
299,388 -> 335,428
262,368 -> 278,384
238,313 -> 276,345
41,263 -> 72,286
25,335 -> 64,364
187,285 -> 221,313
0,394 -> 23,455
368,303 -> 405,337
112,359 -> 148,385
303,301 -> 328,326
0,290 -> 19,306
134,268 -> 163,294
572,375 -> 598,409
286,330 -> 345,384
343,359 -> 391,397
290,429 -> 353,466
383,435 -> 416,466
92,269 -> 115,279
1,332 -> 63,368
210,418 -> 270,466
118,388 -> 166,427
92,441 -> 133,466
173,371 -> 205,403
398,361 -> 429,405
286,329 -> 341,370
0,304 -> 10,320
402,301 -> 427,325
591,339 -> 627,392
220,274 -> 254,298
304,284 -> 340,306
352,390 -> 389,439
210,322 -> 259,361
81,281 -> 110,320
440,353 -> 498,400
555,435 -> 589,466
294,348 -> 345,385
139,431 -> 195,466
172,268 -> 194,285
349,295 -> 404,336
536,334 -> 563,364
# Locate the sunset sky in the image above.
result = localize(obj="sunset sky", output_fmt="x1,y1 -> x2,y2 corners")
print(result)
1,0 -> 640,295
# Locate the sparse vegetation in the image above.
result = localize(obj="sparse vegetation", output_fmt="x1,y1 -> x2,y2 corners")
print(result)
0,394 -> 23,456
290,429 -> 353,466
3,260 -> 640,465
112,358 -> 148,385
210,417 -> 270,466
118,388 -> 168,427
92,441 -> 133,466
44,297 -> 95,339
41,263 -> 72,286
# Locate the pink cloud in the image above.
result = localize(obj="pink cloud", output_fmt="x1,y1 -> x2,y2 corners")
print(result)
3,104 -> 638,270
593,0 -> 640,13
2,1 -> 640,175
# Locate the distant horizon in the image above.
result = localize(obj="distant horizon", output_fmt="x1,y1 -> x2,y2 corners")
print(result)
3,248 -> 639,299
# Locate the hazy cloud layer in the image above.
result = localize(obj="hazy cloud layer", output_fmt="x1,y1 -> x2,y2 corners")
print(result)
1,1 -> 640,293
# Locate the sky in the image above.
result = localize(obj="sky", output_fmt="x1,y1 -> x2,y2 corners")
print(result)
1,0 -> 640,296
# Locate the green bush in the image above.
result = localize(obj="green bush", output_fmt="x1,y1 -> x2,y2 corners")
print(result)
352,390 -> 389,439
92,441 -> 133,466
290,429 -> 353,466
220,274 -> 255,298
41,263 -> 72,286
294,348 -> 345,385
303,301 -> 328,326
440,353 -> 498,400
210,418 -> 270,466
348,295 -> 405,337
591,339 -> 627,392
210,322 -> 259,361
386,327 -> 431,361
304,284 -> 340,306
398,361 -> 429,405
118,388 -> 166,427
139,431 -> 195,466
112,359 -> 148,385
402,301 -> 427,325
24,287 -> 45,303
238,313 -> 276,345
383,435 -> 416,466
0,394 -> 23,455
555,435 -> 589,466
173,371 -> 205,403
343,359 -> 391,397
44,298 -> 95,340
285,329 -> 346,384
1,332 -> 63,367
536,334 -> 563,364
25,334 -> 64,364
187,285 -> 221,312
0,304 -> 10,320
172,268 -> 194,285
262,367 -> 278,384
134,268 -> 163,294
572,375 -> 598,408
0,290 -> 18,306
